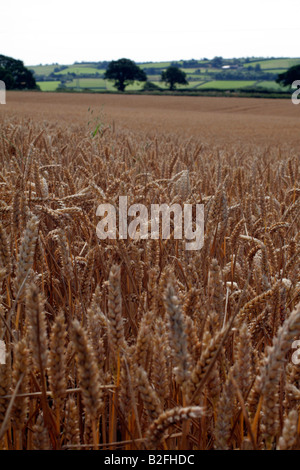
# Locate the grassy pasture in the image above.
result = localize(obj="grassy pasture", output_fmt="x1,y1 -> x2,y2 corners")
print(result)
255,81 -> 289,90
139,61 -> 171,68
37,81 -> 61,91
65,78 -> 106,89
198,80 -> 256,89
55,66 -> 101,75
28,64 -> 59,75
245,58 -> 300,69
36,78 -> 286,93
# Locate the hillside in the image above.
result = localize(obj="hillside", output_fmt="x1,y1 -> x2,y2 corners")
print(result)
28,57 -> 300,94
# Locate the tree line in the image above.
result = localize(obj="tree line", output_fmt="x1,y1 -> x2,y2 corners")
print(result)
0,54 -> 299,92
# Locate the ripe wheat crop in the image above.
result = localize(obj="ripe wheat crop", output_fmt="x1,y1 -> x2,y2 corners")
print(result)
0,110 -> 299,450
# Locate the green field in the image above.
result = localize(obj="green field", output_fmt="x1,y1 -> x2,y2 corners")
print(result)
255,81 -> 289,90
37,81 -> 61,91
121,81 -> 145,91
185,80 -> 206,88
29,64 -> 59,75
56,66 -> 101,75
139,62 -> 171,69
245,58 -> 300,70
198,80 -> 256,89
105,80 -> 145,91
31,64 -> 102,76
37,78 -> 285,93
65,78 -> 106,89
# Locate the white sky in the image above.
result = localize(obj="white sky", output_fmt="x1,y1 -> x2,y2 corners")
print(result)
1,0 -> 299,66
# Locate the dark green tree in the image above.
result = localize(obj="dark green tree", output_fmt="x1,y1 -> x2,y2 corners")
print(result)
0,54 -> 37,90
104,58 -> 147,92
161,66 -> 188,91
211,56 -> 223,68
276,64 -> 300,87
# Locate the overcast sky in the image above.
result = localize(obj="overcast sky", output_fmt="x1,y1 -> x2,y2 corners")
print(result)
1,0 -> 299,65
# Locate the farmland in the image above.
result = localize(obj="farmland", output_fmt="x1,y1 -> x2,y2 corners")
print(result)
37,81 -> 62,91
243,58 -> 300,70
0,92 -> 299,450
2,92 -> 300,147
30,57 -> 300,94
197,80 -> 256,89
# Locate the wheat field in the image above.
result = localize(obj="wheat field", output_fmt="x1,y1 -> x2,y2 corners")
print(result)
0,92 -> 299,450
